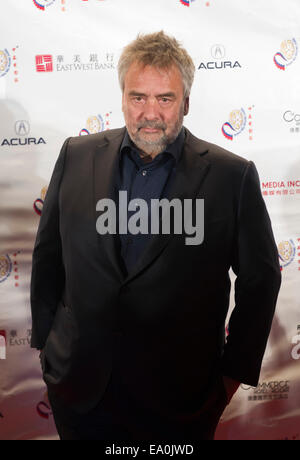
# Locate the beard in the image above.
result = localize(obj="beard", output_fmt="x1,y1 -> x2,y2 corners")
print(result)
127,108 -> 184,157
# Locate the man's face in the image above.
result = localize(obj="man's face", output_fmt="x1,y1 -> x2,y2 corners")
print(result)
122,62 -> 189,157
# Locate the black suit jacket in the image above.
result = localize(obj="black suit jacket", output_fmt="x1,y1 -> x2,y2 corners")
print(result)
30,127 -> 281,414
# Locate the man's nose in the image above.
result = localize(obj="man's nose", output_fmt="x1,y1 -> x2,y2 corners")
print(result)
143,98 -> 161,120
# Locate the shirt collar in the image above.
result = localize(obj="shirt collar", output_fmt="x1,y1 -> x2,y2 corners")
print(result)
119,127 -> 185,165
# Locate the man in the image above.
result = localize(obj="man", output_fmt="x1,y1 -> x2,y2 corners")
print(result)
31,31 -> 281,441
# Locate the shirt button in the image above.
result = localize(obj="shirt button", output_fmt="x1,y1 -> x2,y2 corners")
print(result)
142,170 -> 147,176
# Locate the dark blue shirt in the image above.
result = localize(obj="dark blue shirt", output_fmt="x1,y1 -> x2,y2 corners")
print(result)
116,128 -> 185,274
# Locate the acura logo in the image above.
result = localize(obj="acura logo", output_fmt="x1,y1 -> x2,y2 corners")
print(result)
14,120 -> 30,136
210,44 -> 226,59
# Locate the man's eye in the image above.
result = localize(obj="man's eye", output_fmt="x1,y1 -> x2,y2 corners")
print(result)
133,96 -> 144,103
160,98 -> 171,104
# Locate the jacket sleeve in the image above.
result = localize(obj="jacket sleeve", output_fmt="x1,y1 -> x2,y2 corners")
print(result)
220,160 -> 281,386
30,137 -> 71,350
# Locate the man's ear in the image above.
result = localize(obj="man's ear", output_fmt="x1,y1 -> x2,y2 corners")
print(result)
121,92 -> 125,113
184,97 -> 189,116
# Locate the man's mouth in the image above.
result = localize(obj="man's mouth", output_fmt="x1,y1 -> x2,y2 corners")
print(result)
140,127 -> 161,133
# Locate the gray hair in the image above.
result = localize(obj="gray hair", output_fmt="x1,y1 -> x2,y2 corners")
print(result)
118,31 -> 195,98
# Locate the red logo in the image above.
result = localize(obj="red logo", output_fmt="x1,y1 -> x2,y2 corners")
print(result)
0,330 -> 6,360
35,55 -> 53,72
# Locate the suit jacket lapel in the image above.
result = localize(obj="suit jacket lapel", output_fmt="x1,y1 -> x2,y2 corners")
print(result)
93,128 -> 127,282
94,127 -> 211,285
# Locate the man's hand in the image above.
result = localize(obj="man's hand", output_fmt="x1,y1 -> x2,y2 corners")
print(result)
222,375 -> 240,404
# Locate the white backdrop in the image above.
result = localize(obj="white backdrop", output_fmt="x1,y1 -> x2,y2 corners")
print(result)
0,0 -> 300,441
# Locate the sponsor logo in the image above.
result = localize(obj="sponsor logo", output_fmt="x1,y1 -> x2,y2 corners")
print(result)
0,329 -> 32,359
33,0 -> 56,10
36,53 -> 114,73
262,180 -> 300,197
1,121 -> 46,147
7,329 -> 32,347
283,110 -> 300,133
15,120 -> 30,136
198,44 -> 242,70
0,331 -> 6,360
35,55 -> 53,72
56,52 -> 114,71
242,381 -> 290,401
274,38 -> 298,70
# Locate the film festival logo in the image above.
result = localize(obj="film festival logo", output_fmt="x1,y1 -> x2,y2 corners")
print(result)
179,0 -> 211,7
0,254 -> 12,284
1,121 -> 46,147
33,0 -> 107,12
79,113 -> 111,136
278,238 -> 300,272
37,394 -> 53,420
198,44 -> 242,70
0,49 -> 11,78
0,252 -> 21,288
35,53 -> 114,73
274,38 -> 298,70
33,186 -> 48,216
96,192 -> 205,246
0,47 -> 19,83
291,325 -> 300,360
33,0 -> 56,10
222,106 -> 254,141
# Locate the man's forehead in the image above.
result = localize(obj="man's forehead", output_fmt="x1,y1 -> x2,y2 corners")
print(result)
124,62 -> 183,90
128,60 -> 181,76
